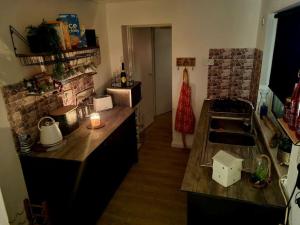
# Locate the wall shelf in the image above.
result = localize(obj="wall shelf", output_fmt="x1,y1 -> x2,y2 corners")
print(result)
255,115 -> 288,178
16,47 -> 100,66
58,71 -> 97,85
277,118 -> 299,145
26,89 -> 59,97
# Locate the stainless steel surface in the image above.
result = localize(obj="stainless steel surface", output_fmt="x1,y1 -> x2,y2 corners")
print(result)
107,82 -> 141,108
236,98 -> 255,110
199,99 -> 262,173
210,115 -> 250,121
208,131 -> 255,146
200,137 -> 261,173
210,117 -> 251,133
210,98 -> 255,134
107,88 -> 132,107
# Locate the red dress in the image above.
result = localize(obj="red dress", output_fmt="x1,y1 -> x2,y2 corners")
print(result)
175,68 -> 195,134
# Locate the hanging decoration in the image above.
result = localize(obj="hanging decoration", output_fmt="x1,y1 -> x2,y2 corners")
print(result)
175,67 -> 195,148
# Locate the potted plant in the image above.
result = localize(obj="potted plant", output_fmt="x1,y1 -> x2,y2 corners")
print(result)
26,21 -> 65,79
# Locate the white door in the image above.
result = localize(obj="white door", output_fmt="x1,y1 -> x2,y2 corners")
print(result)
132,28 -> 155,129
154,27 -> 172,115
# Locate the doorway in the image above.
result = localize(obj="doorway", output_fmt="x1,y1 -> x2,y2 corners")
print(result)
122,26 -> 172,130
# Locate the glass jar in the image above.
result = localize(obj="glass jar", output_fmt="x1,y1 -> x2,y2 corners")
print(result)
259,89 -> 269,119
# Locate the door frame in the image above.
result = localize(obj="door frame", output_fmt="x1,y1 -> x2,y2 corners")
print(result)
122,24 -> 172,129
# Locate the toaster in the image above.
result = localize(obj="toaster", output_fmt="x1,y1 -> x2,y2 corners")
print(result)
93,95 -> 113,112
50,105 -> 79,136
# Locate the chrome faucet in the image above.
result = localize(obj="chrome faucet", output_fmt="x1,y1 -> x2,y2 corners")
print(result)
237,98 -> 255,134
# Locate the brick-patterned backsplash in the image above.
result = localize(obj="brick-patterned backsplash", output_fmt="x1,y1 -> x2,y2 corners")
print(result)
207,48 -> 263,106
2,74 -> 95,150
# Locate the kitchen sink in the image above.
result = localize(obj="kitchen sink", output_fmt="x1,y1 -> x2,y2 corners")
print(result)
208,131 -> 255,146
210,118 -> 251,132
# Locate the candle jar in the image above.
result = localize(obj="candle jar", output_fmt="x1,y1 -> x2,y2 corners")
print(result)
90,112 -> 101,128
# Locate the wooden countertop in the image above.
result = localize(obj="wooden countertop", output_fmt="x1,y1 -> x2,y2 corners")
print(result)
181,100 -> 285,208
26,106 -> 134,162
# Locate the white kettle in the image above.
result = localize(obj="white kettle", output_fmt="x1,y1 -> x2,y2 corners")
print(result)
38,116 -> 63,146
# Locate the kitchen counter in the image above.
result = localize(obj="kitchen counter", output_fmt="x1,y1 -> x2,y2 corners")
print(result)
20,106 -> 137,225
28,106 -> 134,162
181,100 -> 285,208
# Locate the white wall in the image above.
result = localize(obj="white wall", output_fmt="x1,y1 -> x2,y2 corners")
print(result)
93,2 -> 112,94
0,0 -> 111,223
105,0 -> 262,147
0,188 -> 9,225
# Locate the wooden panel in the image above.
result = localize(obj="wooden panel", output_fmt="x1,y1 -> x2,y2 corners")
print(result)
176,57 -> 196,67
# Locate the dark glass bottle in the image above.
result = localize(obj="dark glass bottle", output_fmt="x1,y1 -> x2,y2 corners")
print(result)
120,63 -> 127,88
289,82 -> 300,130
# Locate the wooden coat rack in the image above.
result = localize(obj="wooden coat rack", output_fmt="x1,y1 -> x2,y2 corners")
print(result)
176,57 -> 196,70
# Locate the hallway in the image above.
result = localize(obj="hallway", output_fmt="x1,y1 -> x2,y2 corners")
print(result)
97,112 -> 190,225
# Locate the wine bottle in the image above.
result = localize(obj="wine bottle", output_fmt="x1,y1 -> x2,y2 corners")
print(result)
120,62 -> 127,88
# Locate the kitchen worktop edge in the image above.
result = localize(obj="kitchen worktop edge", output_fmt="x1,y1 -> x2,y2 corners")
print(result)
22,106 -> 135,162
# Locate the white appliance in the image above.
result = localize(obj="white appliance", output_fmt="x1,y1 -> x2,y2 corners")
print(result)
106,82 -> 141,108
38,116 -> 63,146
212,150 -> 243,187
93,95 -> 113,112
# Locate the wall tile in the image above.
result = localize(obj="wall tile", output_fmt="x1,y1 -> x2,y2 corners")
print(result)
207,48 -> 262,106
209,49 -> 232,59
1,74 -> 95,151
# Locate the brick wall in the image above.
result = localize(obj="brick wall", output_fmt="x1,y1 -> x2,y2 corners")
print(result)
207,48 -> 263,106
2,74 -> 94,150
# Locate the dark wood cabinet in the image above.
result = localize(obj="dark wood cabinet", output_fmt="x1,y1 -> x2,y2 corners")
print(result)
182,101 -> 286,225
187,192 -> 285,225
20,110 -> 137,225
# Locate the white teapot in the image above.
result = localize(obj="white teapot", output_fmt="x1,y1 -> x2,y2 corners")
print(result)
38,116 -> 63,146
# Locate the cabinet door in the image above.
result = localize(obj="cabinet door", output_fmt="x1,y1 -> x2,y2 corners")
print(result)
71,140 -> 112,225
72,113 -> 138,225
20,156 -> 81,225
187,193 -> 285,225
110,113 -> 138,185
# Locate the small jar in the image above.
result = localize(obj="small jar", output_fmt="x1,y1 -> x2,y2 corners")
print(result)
283,97 -> 291,123
77,103 -> 84,120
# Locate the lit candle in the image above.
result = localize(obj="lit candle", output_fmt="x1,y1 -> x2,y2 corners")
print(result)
90,112 -> 101,128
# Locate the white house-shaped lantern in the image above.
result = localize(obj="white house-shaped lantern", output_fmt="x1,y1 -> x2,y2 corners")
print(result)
212,150 -> 243,187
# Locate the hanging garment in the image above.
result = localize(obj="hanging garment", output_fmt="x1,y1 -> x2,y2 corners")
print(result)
175,68 -> 195,147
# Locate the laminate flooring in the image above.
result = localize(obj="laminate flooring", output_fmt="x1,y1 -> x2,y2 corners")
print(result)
97,112 -> 190,225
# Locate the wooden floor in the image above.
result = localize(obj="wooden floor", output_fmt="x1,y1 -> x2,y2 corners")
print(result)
97,112 -> 190,225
